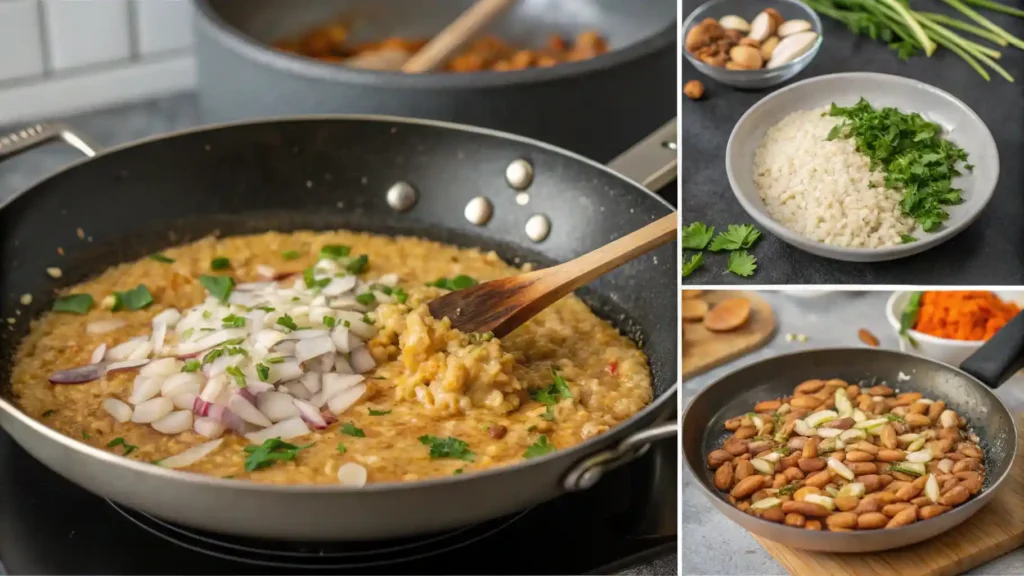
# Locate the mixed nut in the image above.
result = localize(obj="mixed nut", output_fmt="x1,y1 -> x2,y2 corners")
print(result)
685,9 -> 819,70
707,377 -> 986,531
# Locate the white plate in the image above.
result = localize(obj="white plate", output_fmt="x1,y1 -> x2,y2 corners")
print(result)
726,72 -> 999,263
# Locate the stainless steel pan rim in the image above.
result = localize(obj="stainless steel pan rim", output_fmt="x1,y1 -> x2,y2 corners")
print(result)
682,346 -> 1019,553
193,0 -> 677,90
0,113 -> 678,495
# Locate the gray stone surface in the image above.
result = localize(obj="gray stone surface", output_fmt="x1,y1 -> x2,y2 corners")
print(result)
681,291 -> 1024,575
681,4 -> 1024,285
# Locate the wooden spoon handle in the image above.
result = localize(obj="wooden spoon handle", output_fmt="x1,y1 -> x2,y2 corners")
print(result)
401,0 -> 517,73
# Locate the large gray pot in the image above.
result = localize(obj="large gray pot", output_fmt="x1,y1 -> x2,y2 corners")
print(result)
193,0 -> 677,162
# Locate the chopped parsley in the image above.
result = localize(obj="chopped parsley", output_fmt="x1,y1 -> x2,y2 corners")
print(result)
250,305 -> 275,312
282,250 -> 301,260
199,275 -> 235,303
225,365 -> 247,387
107,437 -> 138,455
303,267 -> 330,289
393,287 -> 409,304
418,435 -> 474,461
361,314 -> 374,325
428,275 -> 478,291
530,368 -> 573,405
541,406 -> 555,421
319,245 -> 351,260
725,250 -> 757,278
453,468 -> 464,475
181,359 -> 201,372
336,442 -> 347,454
709,224 -> 761,252
52,293 -> 94,314
322,316 -> 337,328
111,284 -> 153,311
346,254 -> 369,274
81,430 -> 91,439
681,222 -> 715,250
255,363 -> 270,382
210,257 -> 231,270
243,438 -> 312,472
276,315 -> 299,331
149,253 -> 175,263
368,408 -> 392,416
356,292 -> 376,306
221,314 -> 246,328
778,483 -> 798,496
681,252 -> 703,277
523,435 -> 555,459
265,356 -> 285,364
202,348 -> 225,364
901,234 -> 918,243
340,422 -> 365,437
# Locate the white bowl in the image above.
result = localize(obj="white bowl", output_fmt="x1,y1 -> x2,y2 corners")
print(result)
726,72 -> 999,263
885,291 -> 1024,367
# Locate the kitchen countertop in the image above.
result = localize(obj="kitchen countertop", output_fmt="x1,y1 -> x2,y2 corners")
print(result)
681,4 -> 1024,285
681,290 -> 1024,575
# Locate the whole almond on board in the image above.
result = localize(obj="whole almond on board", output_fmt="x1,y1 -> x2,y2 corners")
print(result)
858,329 -> 880,347
703,298 -> 751,332
731,475 -> 768,499
682,298 -> 709,321
886,506 -> 919,528
857,512 -> 889,530
781,500 -> 831,517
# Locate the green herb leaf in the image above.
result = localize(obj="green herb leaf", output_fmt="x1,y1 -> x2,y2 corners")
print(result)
681,252 -> 703,277
225,365 -> 247,387
322,316 -> 337,328
393,287 -> 409,304
356,292 -> 376,306
243,438 -> 312,472
901,234 -> 918,243
530,367 -> 573,405
303,267 -> 331,289
107,436 -> 138,455
319,245 -> 351,260
211,257 -> 230,270
778,483 -> 798,496
221,313 -> 246,328
182,359 -> 201,373
900,291 -> 923,348
453,468 -> 464,475
346,254 -> 369,274
265,356 -> 285,364
709,224 -> 761,252
368,408 -> 392,416
418,435 -> 475,461
276,315 -> 299,331
202,348 -> 224,365
149,253 -> 175,263
681,222 -> 715,250
340,422 -> 365,437
282,250 -> 301,260
428,275 -> 478,291
111,285 -> 153,311
725,250 -> 757,277
523,435 -> 555,459
52,293 -> 94,314
336,442 -> 347,454
199,275 -> 235,303
255,363 -> 270,382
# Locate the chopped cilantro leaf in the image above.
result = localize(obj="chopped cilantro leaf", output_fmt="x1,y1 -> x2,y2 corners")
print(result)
243,438 -> 312,472
346,254 -> 369,274
681,252 -> 703,277
725,250 -> 757,278
210,257 -> 230,270
709,224 -> 761,252
322,316 -> 337,328
221,313 -> 246,328
282,250 -> 300,260
418,435 -> 474,461
107,436 -> 138,455
531,367 -> 573,405
336,442 -> 347,454
276,315 -> 299,331
340,422 -> 365,437
319,245 -> 351,260
149,253 -> 174,263
393,288 -> 409,304
681,222 -> 715,250
428,275 -> 478,291
181,359 -> 201,373
255,363 -> 270,382
356,292 -> 376,306
453,468 -> 464,475
265,356 -> 285,364
199,275 -> 234,303
53,293 -> 94,314
202,348 -> 224,364
523,435 -> 555,459
901,234 -> 918,243
225,365 -> 247,387
111,284 -> 153,311
368,408 -> 392,416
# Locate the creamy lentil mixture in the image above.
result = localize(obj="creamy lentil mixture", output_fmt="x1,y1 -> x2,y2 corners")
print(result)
12,230 -> 651,485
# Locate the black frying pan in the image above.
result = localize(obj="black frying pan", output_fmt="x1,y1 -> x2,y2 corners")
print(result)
0,117 -> 677,541
682,312 -> 1024,552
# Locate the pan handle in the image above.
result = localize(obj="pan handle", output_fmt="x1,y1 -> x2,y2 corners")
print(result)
0,123 -> 99,162
562,418 -> 678,491
606,118 -> 678,192
960,311 -> 1024,388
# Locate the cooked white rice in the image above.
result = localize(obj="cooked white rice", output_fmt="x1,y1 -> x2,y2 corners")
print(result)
752,107 -> 915,249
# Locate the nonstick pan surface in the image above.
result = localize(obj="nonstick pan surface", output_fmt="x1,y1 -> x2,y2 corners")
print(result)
0,116 -> 677,541
682,335 -> 1023,553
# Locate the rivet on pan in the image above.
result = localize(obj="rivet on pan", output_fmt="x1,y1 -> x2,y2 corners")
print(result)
525,214 -> 551,243
386,181 -> 417,212
515,192 -> 530,206
662,141 -> 677,151
505,159 -> 533,190
464,196 -> 493,226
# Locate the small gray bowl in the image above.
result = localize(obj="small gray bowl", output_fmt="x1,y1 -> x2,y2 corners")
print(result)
725,72 -> 999,263
682,0 -> 822,89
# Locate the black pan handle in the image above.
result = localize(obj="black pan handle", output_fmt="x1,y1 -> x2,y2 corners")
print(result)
960,311 -> 1024,389
606,118 -> 677,191
562,418 -> 677,491
0,123 -> 98,162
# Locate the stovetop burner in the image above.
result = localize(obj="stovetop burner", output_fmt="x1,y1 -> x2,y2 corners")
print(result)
0,429 -> 677,575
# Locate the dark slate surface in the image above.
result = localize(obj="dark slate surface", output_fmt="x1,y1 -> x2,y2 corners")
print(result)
681,3 -> 1024,285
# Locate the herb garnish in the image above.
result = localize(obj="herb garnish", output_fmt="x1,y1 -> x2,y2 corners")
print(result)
282,250 -> 300,260
681,222 -> 715,250
225,365 -> 247,387
211,257 -> 230,270
243,438 -> 312,472
336,442 -> 347,454
319,245 -> 351,260
886,413 -> 906,424
52,293 -> 94,314
356,293 -> 376,306
346,255 -> 369,274
112,284 -> 153,311
428,275 -> 478,291
221,314 -> 246,328
368,408 -> 392,416
681,253 -> 703,277
181,359 -> 201,373
277,315 -> 299,331
303,267 -> 331,289
418,435 -> 475,461
726,251 -> 757,278
340,422 -> 365,437
255,363 -> 270,382
778,483 -> 798,496
709,224 -> 761,252
530,368 -> 573,405
107,437 -> 138,455
265,356 -> 285,364
199,275 -> 235,303
523,435 -> 555,459
322,316 -> 337,328
149,253 -> 175,263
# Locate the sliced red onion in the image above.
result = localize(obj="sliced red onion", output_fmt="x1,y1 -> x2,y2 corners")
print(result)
292,398 -> 327,429
300,372 -> 322,395
131,397 -> 174,423
158,438 -> 223,469
194,417 -> 226,439
327,382 -> 366,416
321,409 -> 338,425
228,394 -> 273,427
334,355 -> 354,374
86,319 -> 127,335
336,462 -> 367,487
161,372 -> 203,397
173,392 -> 197,411
90,344 -> 108,365
207,403 -> 226,421
219,408 -> 254,435
281,381 -> 312,400
105,337 -> 147,361
350,347 -> 376,373
49,363 -> 107,384
267,359 -> 303,383
152,410 -> 193,434
151,321 -> 168,353
322,373 -> 364,400
102,398 -> 132,423
330,327 -> 360,354
128,376 -> 164,405
199,375 -> 227,403
152,308 -> 182,328
141,357 -> 182,378
107,358 -> 151,373
257,391 -> 301,422
244,417 -> 310,444
192,396 -> 212,417
175,328 -> 248,355
323,276 -> 357,297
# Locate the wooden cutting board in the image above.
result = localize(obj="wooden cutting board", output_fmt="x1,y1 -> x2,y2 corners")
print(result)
682,290 -> 776,380
755,417 -> 1024,576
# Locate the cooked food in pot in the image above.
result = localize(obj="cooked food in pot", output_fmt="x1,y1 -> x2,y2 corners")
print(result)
274,20 -> 609,71
13,230 -> 651,485
707,377 -> 985,530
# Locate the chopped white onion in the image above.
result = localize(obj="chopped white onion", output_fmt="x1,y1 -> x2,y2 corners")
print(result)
151,321 -> 168,352
292,398 -> 328,428
228,394 -> 273,427
256,391 -> 301,422
152,410 -> 194,434
282,381 -> 312,400
268,360 -> 303,383
350,347 -> 376,373
252,329 -> 288,351
175,328 -> 248,355
273,340 -> 297,356
141,357 -> 183,378
199,374 -> 228,403
327,382 -> 366,415
300,372 -> 322,394
90,344 -> 108,365
107,358 -> 150,372
102,398 -> 133,423
295,336 -> 335,363
128,341 -> 154,361
288,329 -> 331,341
132,397 -> 174,423
172,392 -> 198,410
322,373 -> 364,400
323,276 -> 357,296
377,273 -> 399,286
87,319 -> 127,335
244,417 -> 310,444
105,337 -> 147,361
158,438 -> 224,469
194,416 -> 226,439
330,327 -> 360,354
128,376 -> 164,405
247,309 -> 267,333
309,392 -> 327,409
334,355 -> 354,374
152,308 -> 181,328
336,462 -> 367,487
315,352 -> 336,373
332,312 -> 377,340
256,265 -> 276,279
161,372 -> 203,398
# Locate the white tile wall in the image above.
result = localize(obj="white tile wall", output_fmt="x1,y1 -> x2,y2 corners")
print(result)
132,0 -> 194,55
42,0 -> 132,71
0,0 -> 46,82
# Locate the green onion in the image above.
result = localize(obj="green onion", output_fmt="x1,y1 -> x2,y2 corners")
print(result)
52,293 -> 94,314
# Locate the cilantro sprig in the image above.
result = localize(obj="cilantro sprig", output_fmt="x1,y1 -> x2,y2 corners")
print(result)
243,438 -> 312,472
681,221 -> 762,279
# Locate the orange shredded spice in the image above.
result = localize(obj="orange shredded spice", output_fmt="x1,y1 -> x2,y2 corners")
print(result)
914,291 -> 1020,341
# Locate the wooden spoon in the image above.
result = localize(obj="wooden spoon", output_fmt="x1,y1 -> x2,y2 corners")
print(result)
428,213 -> 677,337
346,0 -> 517,72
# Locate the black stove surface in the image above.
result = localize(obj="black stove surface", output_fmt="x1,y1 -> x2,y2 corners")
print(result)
0,430 -> 677,575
